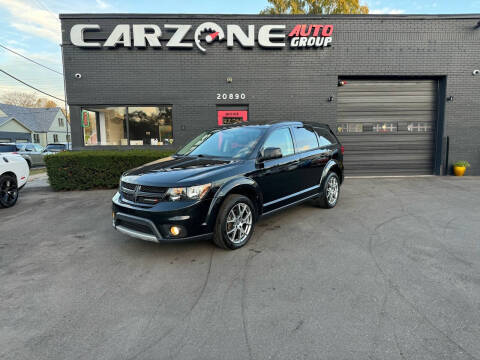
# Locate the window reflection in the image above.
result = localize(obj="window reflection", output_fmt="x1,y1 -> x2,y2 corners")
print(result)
82,106 -> 173,146
128,106 -> 172,145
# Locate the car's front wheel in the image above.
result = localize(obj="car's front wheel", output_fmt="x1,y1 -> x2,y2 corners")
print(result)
213,194 -> 256,249
0,174 -> 19,208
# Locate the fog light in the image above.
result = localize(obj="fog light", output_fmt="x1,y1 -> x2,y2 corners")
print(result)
170,226 -> 181,236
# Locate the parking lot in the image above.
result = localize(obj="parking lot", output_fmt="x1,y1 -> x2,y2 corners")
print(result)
1,177 -> 480,360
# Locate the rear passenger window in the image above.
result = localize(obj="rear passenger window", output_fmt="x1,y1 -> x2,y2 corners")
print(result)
315,128 -> 337,147
0,144 -> 17,152
292,127 -> 318,152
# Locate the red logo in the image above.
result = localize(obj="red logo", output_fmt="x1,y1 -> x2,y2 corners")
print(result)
288,24 -> 333,48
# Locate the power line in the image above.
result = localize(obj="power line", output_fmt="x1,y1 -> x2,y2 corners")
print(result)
0,44 -> 63,76
32,0 -> 60,23
0,69 -> 65,102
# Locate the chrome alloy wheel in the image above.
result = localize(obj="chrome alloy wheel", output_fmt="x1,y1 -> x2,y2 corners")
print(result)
326,176 -> 339,206
226,203 -> 253,244
0,178 -> 18,207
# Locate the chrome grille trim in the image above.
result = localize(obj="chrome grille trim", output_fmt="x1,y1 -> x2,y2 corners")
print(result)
120,181 -> 166,206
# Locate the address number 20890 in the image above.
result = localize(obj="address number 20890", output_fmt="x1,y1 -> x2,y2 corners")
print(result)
217,93 -> 246,100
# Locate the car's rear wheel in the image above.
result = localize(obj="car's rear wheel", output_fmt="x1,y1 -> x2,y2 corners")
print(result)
314,172 -> 340,209
213,194 -> 256,249
0,174 -> 19,208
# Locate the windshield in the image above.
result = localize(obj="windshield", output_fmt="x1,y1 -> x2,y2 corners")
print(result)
177,127 -> 265,159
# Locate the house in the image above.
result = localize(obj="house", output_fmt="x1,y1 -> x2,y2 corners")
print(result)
0,103 -> 71,147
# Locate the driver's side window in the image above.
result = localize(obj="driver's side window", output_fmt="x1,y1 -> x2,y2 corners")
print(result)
262,128 -> 295,157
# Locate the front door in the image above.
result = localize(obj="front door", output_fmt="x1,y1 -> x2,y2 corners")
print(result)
252,126 -> 300,213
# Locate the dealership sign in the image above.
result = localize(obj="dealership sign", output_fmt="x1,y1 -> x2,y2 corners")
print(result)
70,22 -> 333,52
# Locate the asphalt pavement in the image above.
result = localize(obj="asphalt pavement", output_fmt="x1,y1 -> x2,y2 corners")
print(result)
1,177 -> 479,360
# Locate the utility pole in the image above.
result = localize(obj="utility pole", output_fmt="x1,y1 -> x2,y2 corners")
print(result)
60,43 -> 70,149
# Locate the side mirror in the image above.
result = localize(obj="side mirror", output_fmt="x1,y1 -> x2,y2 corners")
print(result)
259,147 -> 282,162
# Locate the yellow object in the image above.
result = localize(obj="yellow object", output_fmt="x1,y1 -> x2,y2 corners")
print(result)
454,166 -> 466,176
170,226 -> 180,236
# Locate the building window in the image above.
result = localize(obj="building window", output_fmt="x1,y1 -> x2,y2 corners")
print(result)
33,134 -> 40,143
58,118 -> 64,127
407,122 -> 432,132
338,122 -> 398,134
82,106 -> 172,146
66,134 -> 71,142
128,106 -> 173,145
53,134 -> 59,142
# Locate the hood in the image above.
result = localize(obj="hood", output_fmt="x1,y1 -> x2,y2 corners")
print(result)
122,156 -> 243,187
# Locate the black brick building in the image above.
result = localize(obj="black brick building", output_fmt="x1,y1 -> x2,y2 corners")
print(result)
60,14 -> 480,175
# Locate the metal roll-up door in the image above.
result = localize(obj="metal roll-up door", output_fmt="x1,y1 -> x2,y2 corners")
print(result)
337,79 -> 437,176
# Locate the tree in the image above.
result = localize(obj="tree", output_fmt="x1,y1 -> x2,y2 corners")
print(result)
1,91 -> 38,107
1,92 -> 60,108
35,98 -> 58,108
260,0 -> 369,15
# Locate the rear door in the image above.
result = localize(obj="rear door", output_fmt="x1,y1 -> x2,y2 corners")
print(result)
25,144 -> 44,165
291,126 -> 325,193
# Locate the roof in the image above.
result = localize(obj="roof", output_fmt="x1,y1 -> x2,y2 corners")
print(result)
0,103 -> 62,132
60,13 -> 480,20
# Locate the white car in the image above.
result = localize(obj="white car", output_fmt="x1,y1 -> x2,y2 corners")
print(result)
0,153 -> 29,208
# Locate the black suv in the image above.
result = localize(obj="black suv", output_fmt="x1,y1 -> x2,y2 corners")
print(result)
112,122 -> 344,249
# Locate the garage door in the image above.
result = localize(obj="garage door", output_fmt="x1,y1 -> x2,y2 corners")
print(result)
337,79 -> 437,175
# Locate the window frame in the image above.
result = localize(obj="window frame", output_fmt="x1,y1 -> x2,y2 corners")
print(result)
80,105 -> 174,147
53,134 -> 59,142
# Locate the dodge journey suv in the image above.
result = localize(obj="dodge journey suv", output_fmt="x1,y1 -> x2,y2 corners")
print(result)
112,122 -> 344,249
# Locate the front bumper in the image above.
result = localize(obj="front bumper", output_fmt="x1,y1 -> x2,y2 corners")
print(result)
112,192 -> 213,243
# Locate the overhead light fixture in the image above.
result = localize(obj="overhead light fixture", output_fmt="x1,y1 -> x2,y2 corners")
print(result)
338,80 -> 347,86
447,96 -> 454,102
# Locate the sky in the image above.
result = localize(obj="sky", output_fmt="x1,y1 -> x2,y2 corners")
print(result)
0,0 -> 479,105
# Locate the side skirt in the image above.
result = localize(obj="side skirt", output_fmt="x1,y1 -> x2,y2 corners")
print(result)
261,192 -> 320,218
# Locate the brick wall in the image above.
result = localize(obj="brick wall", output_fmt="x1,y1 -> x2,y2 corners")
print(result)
61,14 -> 480,175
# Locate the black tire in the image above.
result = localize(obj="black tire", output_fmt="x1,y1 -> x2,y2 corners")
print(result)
314,172 -> 340,209
0,174 -> 19,208
213,194 -> 256,250
26,160 -> 31,169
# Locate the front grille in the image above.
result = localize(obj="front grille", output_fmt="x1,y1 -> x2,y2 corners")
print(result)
121,192 -> 135,202
140,185 -> 167,194
122,181 -> 136,190
116,219 -> 154,235
120,181 -> 166,206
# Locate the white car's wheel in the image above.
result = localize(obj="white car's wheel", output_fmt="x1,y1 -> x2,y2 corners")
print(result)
0,174 -> 19,208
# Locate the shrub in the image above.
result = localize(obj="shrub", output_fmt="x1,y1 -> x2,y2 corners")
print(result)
454,160 -> 471,168
44,150 -> 174,191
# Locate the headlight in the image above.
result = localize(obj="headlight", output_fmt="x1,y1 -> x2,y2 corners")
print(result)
165,184 -> 211,201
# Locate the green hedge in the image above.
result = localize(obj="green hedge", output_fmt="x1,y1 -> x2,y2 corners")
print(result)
45,150 -> 174,191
